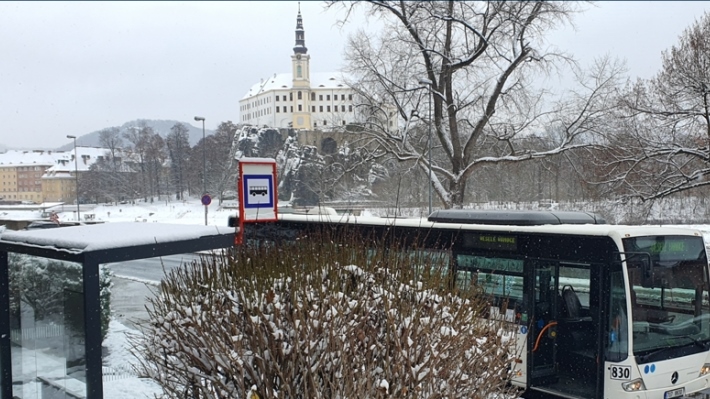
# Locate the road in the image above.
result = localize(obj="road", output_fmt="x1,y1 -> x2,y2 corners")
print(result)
105,253 -> 203,282
106,253 -> 207,329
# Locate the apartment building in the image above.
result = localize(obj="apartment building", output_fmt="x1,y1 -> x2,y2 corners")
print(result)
0,150 -> 63,203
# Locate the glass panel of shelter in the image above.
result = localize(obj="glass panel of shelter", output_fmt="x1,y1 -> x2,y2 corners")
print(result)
8,252 -> 86,398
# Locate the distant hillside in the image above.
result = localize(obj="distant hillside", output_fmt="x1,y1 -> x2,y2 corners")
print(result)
55,119 -> 214,151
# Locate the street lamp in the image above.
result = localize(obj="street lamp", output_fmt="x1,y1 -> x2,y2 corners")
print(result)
66,135 -> 80,221
418,78 -> 433,215
194,116 -> 207,225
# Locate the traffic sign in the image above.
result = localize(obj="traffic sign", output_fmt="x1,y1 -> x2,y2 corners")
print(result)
238,158 -> 278,223
201,194 -> 212,206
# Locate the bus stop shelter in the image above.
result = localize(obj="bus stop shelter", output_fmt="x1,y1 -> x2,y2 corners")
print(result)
0,222 -> 234,398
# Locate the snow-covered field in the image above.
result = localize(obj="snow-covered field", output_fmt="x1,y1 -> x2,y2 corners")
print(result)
4,198 -> 710,398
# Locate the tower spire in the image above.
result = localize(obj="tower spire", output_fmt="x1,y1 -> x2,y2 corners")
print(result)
293,3 -> 307,54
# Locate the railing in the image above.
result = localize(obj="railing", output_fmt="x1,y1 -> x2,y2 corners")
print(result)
102,365 -> 136,382
10,325 -> 64,345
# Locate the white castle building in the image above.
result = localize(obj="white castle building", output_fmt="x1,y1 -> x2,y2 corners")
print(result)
238,7 -> 359,131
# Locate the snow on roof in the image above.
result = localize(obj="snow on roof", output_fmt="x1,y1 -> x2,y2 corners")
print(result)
0,222 -> 234,253
0,149 -> 66,167
242,72 -> 351,99
43,147 -> 114,174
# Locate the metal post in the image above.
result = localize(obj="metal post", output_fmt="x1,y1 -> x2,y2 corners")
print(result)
0,251 -> 12,399
418,78 -> 433,215
427,84 -> 432,216
82,257 -> 104,398
194,116 -> 207,225
67,135 -> 80,221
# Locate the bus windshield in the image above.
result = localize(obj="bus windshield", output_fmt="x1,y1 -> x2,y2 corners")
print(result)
623,235 -> 710,361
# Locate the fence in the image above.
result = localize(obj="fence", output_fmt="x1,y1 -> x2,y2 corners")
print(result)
10,325 -> 64,345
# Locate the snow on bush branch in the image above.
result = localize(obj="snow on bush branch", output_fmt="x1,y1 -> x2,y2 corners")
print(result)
132,238 -> 521,398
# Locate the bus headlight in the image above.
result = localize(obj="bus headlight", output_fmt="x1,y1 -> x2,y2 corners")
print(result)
700,363 -> 710,376
622,378 -> 646,392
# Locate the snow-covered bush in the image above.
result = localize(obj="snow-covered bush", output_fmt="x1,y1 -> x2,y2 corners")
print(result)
134,233 -> 520,398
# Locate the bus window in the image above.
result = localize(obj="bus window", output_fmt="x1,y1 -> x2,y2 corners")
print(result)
410,250 -> 450,279
559,265 -> 591,311
366,248 -> 451,281
607,268 -> 628,362
623,235 -> 710,360
457,254 -> 524,319
458,254 -> 523,273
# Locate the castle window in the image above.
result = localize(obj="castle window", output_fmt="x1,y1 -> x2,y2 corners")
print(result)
290,106 -> 293,112
283,95 -> 287,101
349,105 -> 353,112
311,92 -> 316,101
334,94 -> 338,100
349,94 -> 353,101
276,107 -> 280,113
298,91 -> 302,100
320,106 -> 323,112
314,122 -> 317,127
275,96 -> 279,102
327,106 -> 331,112
319,95 -> 323,101
289,93 -> 293,101
298,104 -> 302,111
297,65 -> 302,78
312,106 -> 315,112
323,120 -> 327,125
334,105 -> 338,112
327,95 -> 331,101
343,121 -> 346,125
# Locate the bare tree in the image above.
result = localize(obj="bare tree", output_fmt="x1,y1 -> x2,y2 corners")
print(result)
191,121 -> 240,204
332,1 -> 623,208
166,123 -> 191,200
99,127 -> 123,166
213,122 -> 243,203
602,12 -> 710,200
97,127 -> 128,200
123,124 -> 154,201
145,133 -> 167,200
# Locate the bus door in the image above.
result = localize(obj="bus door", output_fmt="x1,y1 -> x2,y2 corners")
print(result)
529,260 -> 559,384
529,260 -> 604,398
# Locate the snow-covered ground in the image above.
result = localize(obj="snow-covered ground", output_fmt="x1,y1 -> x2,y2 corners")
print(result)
4,198 -> 710,398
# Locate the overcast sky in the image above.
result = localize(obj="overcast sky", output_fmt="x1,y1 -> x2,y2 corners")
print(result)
1,1 -> 708,150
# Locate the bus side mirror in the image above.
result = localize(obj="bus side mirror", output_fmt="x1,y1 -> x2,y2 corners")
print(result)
641,260 -> 654,288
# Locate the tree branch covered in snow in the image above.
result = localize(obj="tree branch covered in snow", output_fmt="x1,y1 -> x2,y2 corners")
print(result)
590,11 -> 710,201
330,0 -> 623,208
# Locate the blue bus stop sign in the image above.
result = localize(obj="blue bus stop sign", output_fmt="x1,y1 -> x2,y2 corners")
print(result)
201,194 -> 212,206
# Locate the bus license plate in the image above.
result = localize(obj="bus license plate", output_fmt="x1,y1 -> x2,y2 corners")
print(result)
664,387 -> 684,399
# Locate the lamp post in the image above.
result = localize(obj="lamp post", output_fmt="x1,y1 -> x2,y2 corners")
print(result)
418,78 -> 433,215
66,135 -> 80,221
194,116 -> 207,225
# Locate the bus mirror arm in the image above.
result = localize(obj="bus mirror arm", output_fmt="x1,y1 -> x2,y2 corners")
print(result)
641,253 -> 653,288
619,252 -> 654,288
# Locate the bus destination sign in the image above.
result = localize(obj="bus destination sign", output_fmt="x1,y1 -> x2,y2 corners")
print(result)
465,234 -> 518,251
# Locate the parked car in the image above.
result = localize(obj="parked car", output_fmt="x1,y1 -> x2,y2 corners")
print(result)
25,221 -> 63,230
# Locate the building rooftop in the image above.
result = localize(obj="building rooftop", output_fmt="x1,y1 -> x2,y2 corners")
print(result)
242,72 -> 351,100
0,150 -> 65,167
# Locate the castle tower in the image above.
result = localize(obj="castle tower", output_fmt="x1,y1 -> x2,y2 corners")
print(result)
291,2 -> 311,129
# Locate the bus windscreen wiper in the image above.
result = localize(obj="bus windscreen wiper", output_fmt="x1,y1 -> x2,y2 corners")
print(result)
678,335 -> 710,350
639,337 -> 710,363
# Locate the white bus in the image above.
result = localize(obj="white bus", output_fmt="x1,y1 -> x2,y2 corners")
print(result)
234,209 -> 710,399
